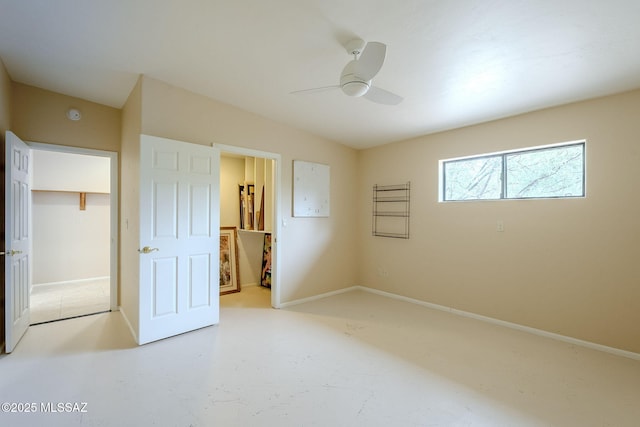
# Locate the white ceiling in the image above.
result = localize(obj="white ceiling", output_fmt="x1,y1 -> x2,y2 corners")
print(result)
1,0 -> 639,149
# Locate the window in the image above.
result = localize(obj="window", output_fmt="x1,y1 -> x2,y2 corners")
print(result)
441,141 -> 585,201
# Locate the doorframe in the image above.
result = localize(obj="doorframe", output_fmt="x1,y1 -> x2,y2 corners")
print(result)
28,142 -> 119,312
213,143 -> 281,309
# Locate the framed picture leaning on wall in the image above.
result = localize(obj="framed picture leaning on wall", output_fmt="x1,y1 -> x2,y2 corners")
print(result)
261,233 -> 272,288
220,226 -> 240,295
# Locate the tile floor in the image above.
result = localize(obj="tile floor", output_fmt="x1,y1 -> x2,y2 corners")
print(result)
30,278 -> 111,324
1,286 -> 639,427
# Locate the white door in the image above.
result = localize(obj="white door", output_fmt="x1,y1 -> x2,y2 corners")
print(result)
4,131 -> 31,353
138,135 -> 220,345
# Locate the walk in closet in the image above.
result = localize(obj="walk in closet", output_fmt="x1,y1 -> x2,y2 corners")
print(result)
220,154 -> 274,290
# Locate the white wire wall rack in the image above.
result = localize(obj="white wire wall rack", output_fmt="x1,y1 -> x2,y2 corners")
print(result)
372,182 -> 410,239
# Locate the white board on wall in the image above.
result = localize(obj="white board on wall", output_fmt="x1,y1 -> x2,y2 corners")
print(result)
293,160 -> 330,217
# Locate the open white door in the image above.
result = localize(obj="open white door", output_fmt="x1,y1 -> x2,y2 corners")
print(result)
138,135 -> 220,345
4,131 -> 31,353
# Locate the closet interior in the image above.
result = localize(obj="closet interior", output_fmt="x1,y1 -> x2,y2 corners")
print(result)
220,154 -> 274,292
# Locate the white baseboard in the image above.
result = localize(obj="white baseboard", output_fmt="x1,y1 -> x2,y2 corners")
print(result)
278,286 -> 359,309
33,276 -> 110,288
354,286 -> 640,361
281,285 -> 640,361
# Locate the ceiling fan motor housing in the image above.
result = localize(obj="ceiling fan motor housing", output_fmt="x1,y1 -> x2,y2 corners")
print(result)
340,60 -> 371,97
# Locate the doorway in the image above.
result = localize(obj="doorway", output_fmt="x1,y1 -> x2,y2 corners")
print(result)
28,143 -> 118,324
216,144 -> 280,308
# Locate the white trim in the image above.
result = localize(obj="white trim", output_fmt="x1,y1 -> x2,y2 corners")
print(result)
439,139 -> 586,163
213,142 -> 282,309
281,285 -> 640,361
438,139 -> 586,202
33,276 -> 110,288
355,286 -> 640,361
27,141 -> 119,312
278,287 -> 359,309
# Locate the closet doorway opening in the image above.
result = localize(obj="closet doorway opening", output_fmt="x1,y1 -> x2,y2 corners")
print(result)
28,143 -> 118,325
217,144 -> 280,309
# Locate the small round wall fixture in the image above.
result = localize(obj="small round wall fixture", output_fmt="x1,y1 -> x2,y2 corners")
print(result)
66,108 -> 82,121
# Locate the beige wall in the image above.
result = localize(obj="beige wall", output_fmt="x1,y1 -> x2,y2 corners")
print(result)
358,89 -> 640,354
221,155 -> 245,228
11,83 -> 120,151
0,58 -> 11,136
139,76 -> 359,303
119,77 -> 142,334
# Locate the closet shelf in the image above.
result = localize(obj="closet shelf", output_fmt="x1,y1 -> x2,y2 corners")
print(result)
31,189 -> 109,194
31,189 -> 110,210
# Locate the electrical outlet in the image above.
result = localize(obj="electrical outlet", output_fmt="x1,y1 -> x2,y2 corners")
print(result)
496,220 -> 504,232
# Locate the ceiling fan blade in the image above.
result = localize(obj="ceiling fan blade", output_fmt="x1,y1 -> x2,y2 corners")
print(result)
290,85 -> 340,95
354,41 -> 386,80
363,86 -> 403,105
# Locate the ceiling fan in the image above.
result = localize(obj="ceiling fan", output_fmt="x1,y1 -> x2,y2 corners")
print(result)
292,39 -> 403,105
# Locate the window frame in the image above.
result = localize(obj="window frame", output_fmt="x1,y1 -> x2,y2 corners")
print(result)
439,140 -> 586,202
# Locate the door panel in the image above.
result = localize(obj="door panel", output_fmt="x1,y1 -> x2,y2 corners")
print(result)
153,181 -> 178,239
189,253 -> 211,308
190,184 -> 211,237
139,135 -> 219,345
152,257 -> 178,317
4,131 -> 31,353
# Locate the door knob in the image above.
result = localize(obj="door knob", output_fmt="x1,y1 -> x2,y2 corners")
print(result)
0,250 -> 22,256
138,246 -> 159,254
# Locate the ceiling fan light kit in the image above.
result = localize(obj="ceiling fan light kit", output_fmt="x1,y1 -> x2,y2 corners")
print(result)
293,38 -> 403,105
341,80 -> 370,97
